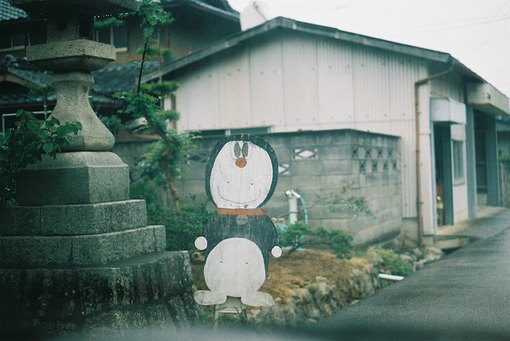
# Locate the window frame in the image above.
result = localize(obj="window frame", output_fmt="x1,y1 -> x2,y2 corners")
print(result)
452,139 -> 465,184
94,24 -> 128,52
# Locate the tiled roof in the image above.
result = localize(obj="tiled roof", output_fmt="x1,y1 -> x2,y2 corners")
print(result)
0,55 -> 177,108
91,58 -> 177,94
0,92 -> 57,107
0,54 -> 49,86
0,0 -> 28,22
164,0 -> 239,19
1,0 -> 239,23
0,55 -> 125,107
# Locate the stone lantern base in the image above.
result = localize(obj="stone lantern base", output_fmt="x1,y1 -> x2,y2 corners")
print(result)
0,252 -> 199,338
0,154 -> 200,338
2,0 -> 200,337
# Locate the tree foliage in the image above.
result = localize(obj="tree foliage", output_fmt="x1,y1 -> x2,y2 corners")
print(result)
114,0 -> 194,212
93,16 -> 125,30
0,109 -> 82,206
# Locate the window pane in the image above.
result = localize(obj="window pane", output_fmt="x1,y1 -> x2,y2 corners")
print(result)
97,29 -> 110,44
453,140 -> 464,181
0,27 -> 12,49
12,31 -> 25,47
113,25 -> 127,48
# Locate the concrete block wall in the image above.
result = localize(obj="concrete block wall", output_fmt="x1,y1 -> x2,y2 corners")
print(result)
114,129 -> 402,246
260,130 -> 402,246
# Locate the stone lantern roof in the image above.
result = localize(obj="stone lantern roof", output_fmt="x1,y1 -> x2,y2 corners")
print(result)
7,0 -> 139,151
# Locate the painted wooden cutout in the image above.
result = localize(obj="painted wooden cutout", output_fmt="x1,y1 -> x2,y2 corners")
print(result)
194,134 -> 281,307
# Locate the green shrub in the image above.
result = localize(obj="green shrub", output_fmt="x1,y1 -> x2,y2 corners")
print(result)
375,249 -> 413,276
130,174 -> 214,251
279,221 -> 354,259
163,203 -> 214,251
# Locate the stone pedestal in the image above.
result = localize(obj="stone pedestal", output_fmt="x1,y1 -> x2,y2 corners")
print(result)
0,252 -> 198,338
1,0 -> 199,338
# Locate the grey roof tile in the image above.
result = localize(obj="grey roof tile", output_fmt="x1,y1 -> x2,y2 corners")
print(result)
0,0 -> 28,22
0,55 -> 176,108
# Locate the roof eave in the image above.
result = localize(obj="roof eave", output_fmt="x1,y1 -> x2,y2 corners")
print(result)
142,16 -> 490,87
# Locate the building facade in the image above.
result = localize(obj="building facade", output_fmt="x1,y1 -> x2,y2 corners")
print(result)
145,17 -> 510,245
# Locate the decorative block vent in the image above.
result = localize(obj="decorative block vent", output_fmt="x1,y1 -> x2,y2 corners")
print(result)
359,160 -> 366,173
279,163 -> 290,176
293,148 -> 318,160
351,147 -> 359,159
352,145 -> 399,174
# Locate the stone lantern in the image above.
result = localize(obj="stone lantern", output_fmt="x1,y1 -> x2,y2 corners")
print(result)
0,1 -> 199,337
13,0 -> 137,151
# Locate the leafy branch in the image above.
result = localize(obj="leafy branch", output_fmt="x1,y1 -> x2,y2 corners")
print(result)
114,0 -> 193,212
0,109 -> 82,206
275,186 -> 373,223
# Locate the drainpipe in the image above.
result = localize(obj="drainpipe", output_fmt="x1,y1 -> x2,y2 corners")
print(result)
414,66 -> 453,246
285,190 -> 308,224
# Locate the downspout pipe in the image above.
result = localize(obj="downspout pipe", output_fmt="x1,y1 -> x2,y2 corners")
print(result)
414,64 -> 454,246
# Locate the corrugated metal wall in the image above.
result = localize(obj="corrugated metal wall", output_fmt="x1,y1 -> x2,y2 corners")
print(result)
173,33 -> 432,218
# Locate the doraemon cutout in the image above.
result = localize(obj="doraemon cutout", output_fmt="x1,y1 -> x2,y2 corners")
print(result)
194,134 -> 282,307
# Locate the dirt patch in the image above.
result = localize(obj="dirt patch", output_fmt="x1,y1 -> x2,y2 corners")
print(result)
191,249 -> 372,304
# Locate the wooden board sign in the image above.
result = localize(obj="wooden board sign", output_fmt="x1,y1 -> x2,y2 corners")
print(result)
194,134 -> 281,307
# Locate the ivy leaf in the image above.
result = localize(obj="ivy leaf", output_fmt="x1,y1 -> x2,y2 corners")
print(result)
57,127 -> 67,138
43,142 -> 54,153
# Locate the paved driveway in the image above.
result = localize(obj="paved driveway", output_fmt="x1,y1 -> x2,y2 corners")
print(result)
311,223 -> 510,340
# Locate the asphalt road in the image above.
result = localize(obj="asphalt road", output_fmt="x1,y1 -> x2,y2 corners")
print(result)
310,225 -> 510,340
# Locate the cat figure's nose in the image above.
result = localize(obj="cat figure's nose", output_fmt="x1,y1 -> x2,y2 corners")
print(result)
236,157 -> 247,168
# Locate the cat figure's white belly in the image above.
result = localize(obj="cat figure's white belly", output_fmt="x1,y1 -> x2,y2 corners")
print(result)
204,238 -> 266,297
194,237 -> 274,307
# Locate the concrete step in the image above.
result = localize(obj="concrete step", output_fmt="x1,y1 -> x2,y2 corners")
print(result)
423,234 -> 479,250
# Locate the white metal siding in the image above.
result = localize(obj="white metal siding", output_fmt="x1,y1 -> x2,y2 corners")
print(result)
249,37 -> 285,127
218,50 -> 251,128
316,37 -> 355,127
176,64 -> 220,131
281,33 -> 319,129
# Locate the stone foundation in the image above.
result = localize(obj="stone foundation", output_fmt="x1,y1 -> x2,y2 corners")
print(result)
0,252 -> 199,339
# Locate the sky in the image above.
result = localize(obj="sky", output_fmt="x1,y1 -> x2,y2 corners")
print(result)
228,0 -> 510,98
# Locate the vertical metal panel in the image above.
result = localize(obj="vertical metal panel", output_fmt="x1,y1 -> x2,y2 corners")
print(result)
316,37 -> 354,127
175,65 -> 220,131
249,36 -> 285,128
352,45 -> 391,125
218,49 -> 251,128
281,33 -> 319,128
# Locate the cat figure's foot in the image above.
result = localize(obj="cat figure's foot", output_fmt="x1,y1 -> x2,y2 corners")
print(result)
194,290 -> 227,306
241,291 -> 274,307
